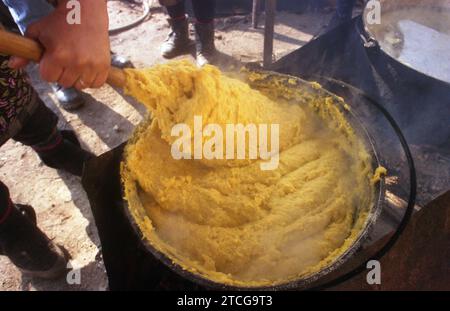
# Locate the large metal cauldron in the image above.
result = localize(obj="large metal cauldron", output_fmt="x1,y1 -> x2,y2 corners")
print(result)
116,69 -> 416,290
361,0 -> 450,86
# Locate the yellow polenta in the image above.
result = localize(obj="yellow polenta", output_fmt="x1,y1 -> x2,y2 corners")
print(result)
121,60 -> 375,287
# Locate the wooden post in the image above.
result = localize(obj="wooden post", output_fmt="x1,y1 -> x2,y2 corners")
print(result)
263,0 -> 276,68
252,0 -> 261,29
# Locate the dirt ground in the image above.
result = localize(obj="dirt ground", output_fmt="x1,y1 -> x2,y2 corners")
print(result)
0,1 -> 335,290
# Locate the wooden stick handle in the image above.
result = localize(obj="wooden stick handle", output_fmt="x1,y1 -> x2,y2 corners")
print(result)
107,66 -> 127,88
0,29 -> 126,88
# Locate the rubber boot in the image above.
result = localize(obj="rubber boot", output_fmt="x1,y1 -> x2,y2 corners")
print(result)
37,130 -> 94,177
50,84 -> 85,111
161,16 -> 194,59
0,204 -> 68,279
194,22 -> 217,67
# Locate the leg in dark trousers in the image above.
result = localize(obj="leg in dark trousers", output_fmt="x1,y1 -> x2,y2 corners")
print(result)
0,178 -> 67,279
12,98 -> 93,177
160,0 -> 217,65
0,181 -> 34,226
0,181 -> 12,222
12,98 -> 62,151
160,0 -> 194,58
191,0 -> 215,23
0,55 -> 81,278
192,0 -> 217,66
165,0 -> 186,19
0,54 -> 92,176
164,0 -> 216,22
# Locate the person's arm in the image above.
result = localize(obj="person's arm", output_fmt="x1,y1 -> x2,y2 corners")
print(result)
8,0 -> 111,89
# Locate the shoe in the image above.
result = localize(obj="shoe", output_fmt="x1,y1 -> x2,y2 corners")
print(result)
51,84 -> 85,111
194,22 -> 217,67
111,53 -> 134,69
38,130 -> 94,177
161,16 -> 194,59
0,204 -> 68,279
